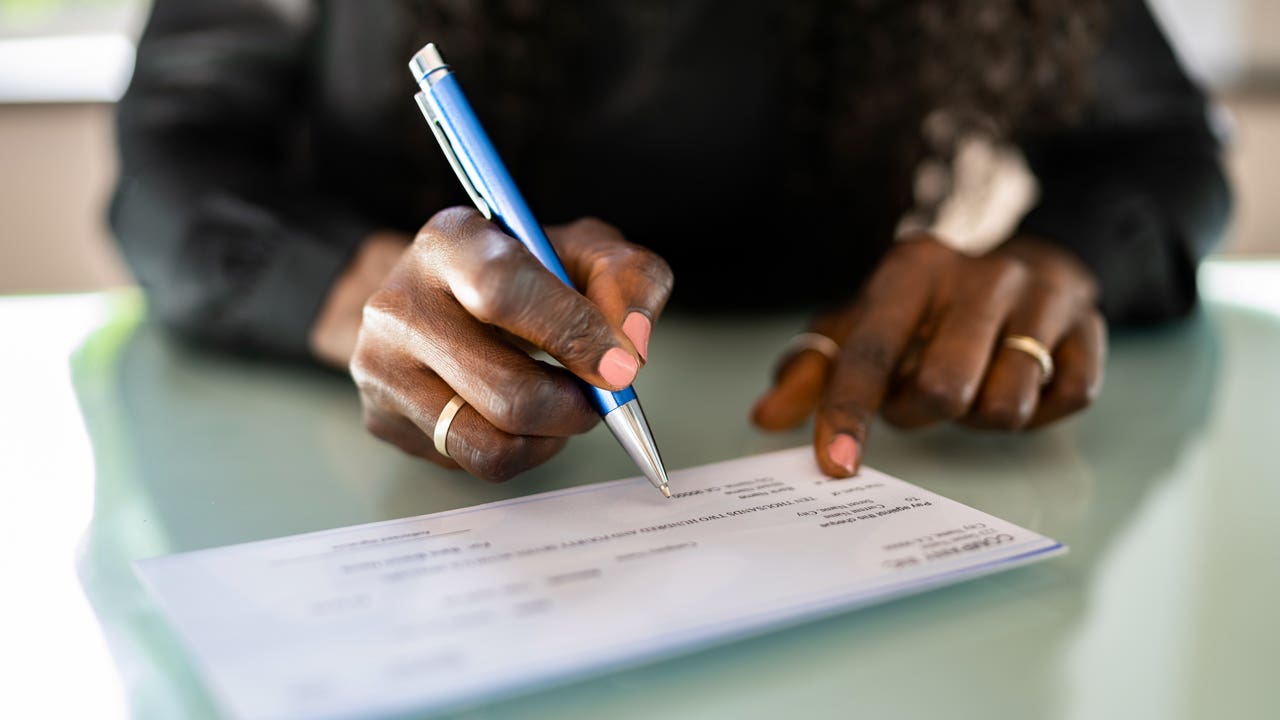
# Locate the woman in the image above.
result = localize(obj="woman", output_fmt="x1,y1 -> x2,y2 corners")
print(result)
110,0 -> 1230,481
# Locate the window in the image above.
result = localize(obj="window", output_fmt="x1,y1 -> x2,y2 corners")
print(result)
0,0 -> 148,102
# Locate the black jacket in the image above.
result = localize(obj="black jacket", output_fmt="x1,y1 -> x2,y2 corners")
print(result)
111,0 -> 1231,358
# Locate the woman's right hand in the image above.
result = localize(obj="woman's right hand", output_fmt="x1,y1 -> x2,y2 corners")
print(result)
347,207 -> 673,481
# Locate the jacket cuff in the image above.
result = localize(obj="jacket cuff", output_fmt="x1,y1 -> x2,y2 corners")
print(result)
1017,186 -> 1197,325
225,201 -> 377,360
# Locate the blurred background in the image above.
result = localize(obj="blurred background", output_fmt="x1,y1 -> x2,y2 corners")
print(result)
0,0 -> 1276,293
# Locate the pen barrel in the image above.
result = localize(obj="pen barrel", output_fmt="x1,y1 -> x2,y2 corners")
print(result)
425,72 -> 637,417
426,74 -> 570,282
591,384 -> 637,415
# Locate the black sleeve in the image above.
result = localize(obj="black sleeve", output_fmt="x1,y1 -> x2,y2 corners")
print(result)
109,0 -> 378,358
1016,0 -> 1232,324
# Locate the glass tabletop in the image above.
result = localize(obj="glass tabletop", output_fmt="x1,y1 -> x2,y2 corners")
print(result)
2,259 -> 1276,719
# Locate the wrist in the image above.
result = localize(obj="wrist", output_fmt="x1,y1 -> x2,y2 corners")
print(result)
309,230 -> 411,368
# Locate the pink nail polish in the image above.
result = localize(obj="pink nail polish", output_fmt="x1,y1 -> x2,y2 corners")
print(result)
622,312 -> 652,360
598,347 -> 639,388
826,433 -> 859,475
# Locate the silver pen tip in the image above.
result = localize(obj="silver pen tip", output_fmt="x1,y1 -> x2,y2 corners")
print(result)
603,398 -> 672,500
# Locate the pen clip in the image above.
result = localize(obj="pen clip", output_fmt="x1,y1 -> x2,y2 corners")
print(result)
414,91 -> 493,220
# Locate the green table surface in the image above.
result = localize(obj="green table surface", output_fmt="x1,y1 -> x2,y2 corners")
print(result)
2,259 -> 1277,720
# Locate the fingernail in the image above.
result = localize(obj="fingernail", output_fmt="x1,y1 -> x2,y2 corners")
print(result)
598,347 -> 639,388
622,312 -> 652,361
826,433 -> 859,475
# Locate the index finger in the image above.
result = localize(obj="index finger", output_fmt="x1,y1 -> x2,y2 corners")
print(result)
552,218 -> 674,361
423,209 -> 642,392
816,255 -> 934,477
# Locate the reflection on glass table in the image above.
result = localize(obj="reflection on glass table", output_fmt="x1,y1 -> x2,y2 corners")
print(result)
0,260 -> 1275,719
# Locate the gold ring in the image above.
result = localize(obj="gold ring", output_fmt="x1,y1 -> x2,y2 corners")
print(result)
433,394 -> 468,458
781,332 -> 841,363
1003,335 -> 1054,386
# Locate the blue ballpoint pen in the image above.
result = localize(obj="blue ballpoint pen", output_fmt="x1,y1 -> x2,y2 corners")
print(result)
408,43 -> 672,498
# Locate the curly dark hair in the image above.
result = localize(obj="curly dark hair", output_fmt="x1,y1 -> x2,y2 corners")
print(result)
410,0 -> 1110,223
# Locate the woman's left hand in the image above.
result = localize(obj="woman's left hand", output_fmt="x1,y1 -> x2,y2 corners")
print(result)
751,234 -> 1107,478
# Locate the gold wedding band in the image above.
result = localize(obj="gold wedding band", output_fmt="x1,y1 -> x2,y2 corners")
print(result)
433,394 -> 468,458
781,332 -> 841,363
1003,335 -> 1055,386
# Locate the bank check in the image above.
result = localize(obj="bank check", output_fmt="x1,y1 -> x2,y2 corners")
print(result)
136,447 -> 1064,719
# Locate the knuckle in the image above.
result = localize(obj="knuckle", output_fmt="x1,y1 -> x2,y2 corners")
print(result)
984,255 -> 1030,287
413,224 -> 440,248
841,334 -> 895,376
867,240 -> 945,295
570,216 -> 622,239
607,245 -> 675,306
353,292 -> 436,370
348,350 -> 377,390
353,378 -> 400,431
556,307 -> 611,364
470,436 -> 532,483
650,252 -> 675,285
361,278 -> 440,341
821,397 -> 871,439
348,331 -> 397,393
885,242 -> 921,268
486,371 -> 558,435
979,398 -> 1032,430
461,239 -> 533,323
913,369 -> 973,418
359,291 -> 405,335
420,205 -> 483,240
636,251 -> 675,299
362,410 -> 427,459
1088,312 -> 1109,350
895,235 -> 949,262
477,232 -> 528,270
361,408 -> 385,437
1056,376 -> 1097,412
